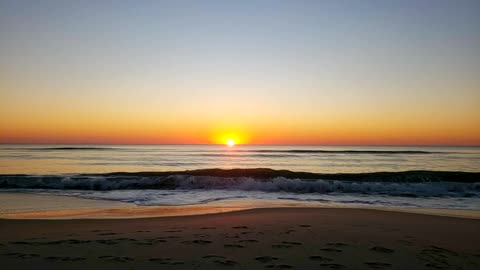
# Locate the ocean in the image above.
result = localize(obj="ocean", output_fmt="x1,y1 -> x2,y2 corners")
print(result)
1,144 -> 479,210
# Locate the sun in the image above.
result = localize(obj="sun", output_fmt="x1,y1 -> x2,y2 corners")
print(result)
226,139 -> 235,147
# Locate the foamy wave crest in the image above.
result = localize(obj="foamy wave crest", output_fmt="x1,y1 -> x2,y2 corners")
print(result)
1,174 -> 479,197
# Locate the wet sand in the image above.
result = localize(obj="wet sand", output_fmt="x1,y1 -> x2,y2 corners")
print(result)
2,192 -> 480,220
1,208 -> 479,269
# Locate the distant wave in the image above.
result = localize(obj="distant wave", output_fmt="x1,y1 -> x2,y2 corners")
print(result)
238,150 -> 439,154
1,147 -> 444,154
21,147 -> 117,151
177,149 -> 442,155
1,169 -> 479,197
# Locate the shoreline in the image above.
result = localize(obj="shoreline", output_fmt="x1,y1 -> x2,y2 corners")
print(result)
1,192 -> 479,220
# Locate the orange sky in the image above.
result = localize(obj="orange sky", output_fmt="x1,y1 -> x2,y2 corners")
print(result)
1,101 -> 479,145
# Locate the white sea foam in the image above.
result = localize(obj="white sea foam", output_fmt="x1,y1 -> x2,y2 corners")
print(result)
3,188 -> 480,210
1,175 -> 479,198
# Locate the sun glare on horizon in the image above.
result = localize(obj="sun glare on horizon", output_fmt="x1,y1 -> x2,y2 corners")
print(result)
226,139 -> 235,147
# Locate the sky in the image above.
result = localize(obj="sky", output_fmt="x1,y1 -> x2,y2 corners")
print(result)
1,0 -> 479,145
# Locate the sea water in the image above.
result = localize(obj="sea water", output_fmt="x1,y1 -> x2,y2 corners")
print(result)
1,144 -> 479,210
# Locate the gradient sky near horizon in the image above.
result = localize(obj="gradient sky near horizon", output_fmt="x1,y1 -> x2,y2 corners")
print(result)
1,0 -> 479,145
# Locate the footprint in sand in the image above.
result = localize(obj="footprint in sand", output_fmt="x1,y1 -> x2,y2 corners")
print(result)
203,255 -> 226,259
282,241 -> 302,246
146,238 -> 168,244
239,239 -> 259,243
114,238 -> 137,242
370,246 -> 395,254
425,246 -> 458,256
309,255 -> 332,262
320,263 -> 346,269
255,256 -> 279,263
417,246 -> 458,269
232,226 -> 250,229
22,254 -> 40,259
298,224 -> 311,228
96,239 -> 117,245
396,239 -> 413,245
27,237 -> 46,240
265,264 -> 293,269
364,262 -> 392,269
164,230 -> 182,233
13,239 -> 93,245
319,248 -> 342,253
10,241 -> 33,245
65,239 -> 92,244
200,227 -> 216,230
98,232 -> 118,236
182,239 -> 212,244
134,241 -> 154,245
272,244 -> 292,249
149,257 -> 171,264
91,230 -> 109,233
67,239 -> 91,245
169,261 -> 185,265
99,255 -> 134,262
424,262 -> 454,269
136,230 -> 151,233
202,255 -> 237,266
326,242 -> 348,247
4,252 -> 40,259
149,257 -> 184,265
9,241 -> 32,245
214,259 -> 238,266
45,256 -> 86,262
224,244 -> 245,248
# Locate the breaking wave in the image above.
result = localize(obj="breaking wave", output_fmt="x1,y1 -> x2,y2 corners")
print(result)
30,147 -> 116,151
238,150 -> 439,154
1,169 -> 479,198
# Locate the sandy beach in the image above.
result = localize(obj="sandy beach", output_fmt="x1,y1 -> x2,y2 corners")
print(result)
1,207 -> 479,270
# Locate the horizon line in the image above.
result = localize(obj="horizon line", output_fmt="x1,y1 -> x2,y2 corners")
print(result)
1,143 -> 479,147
